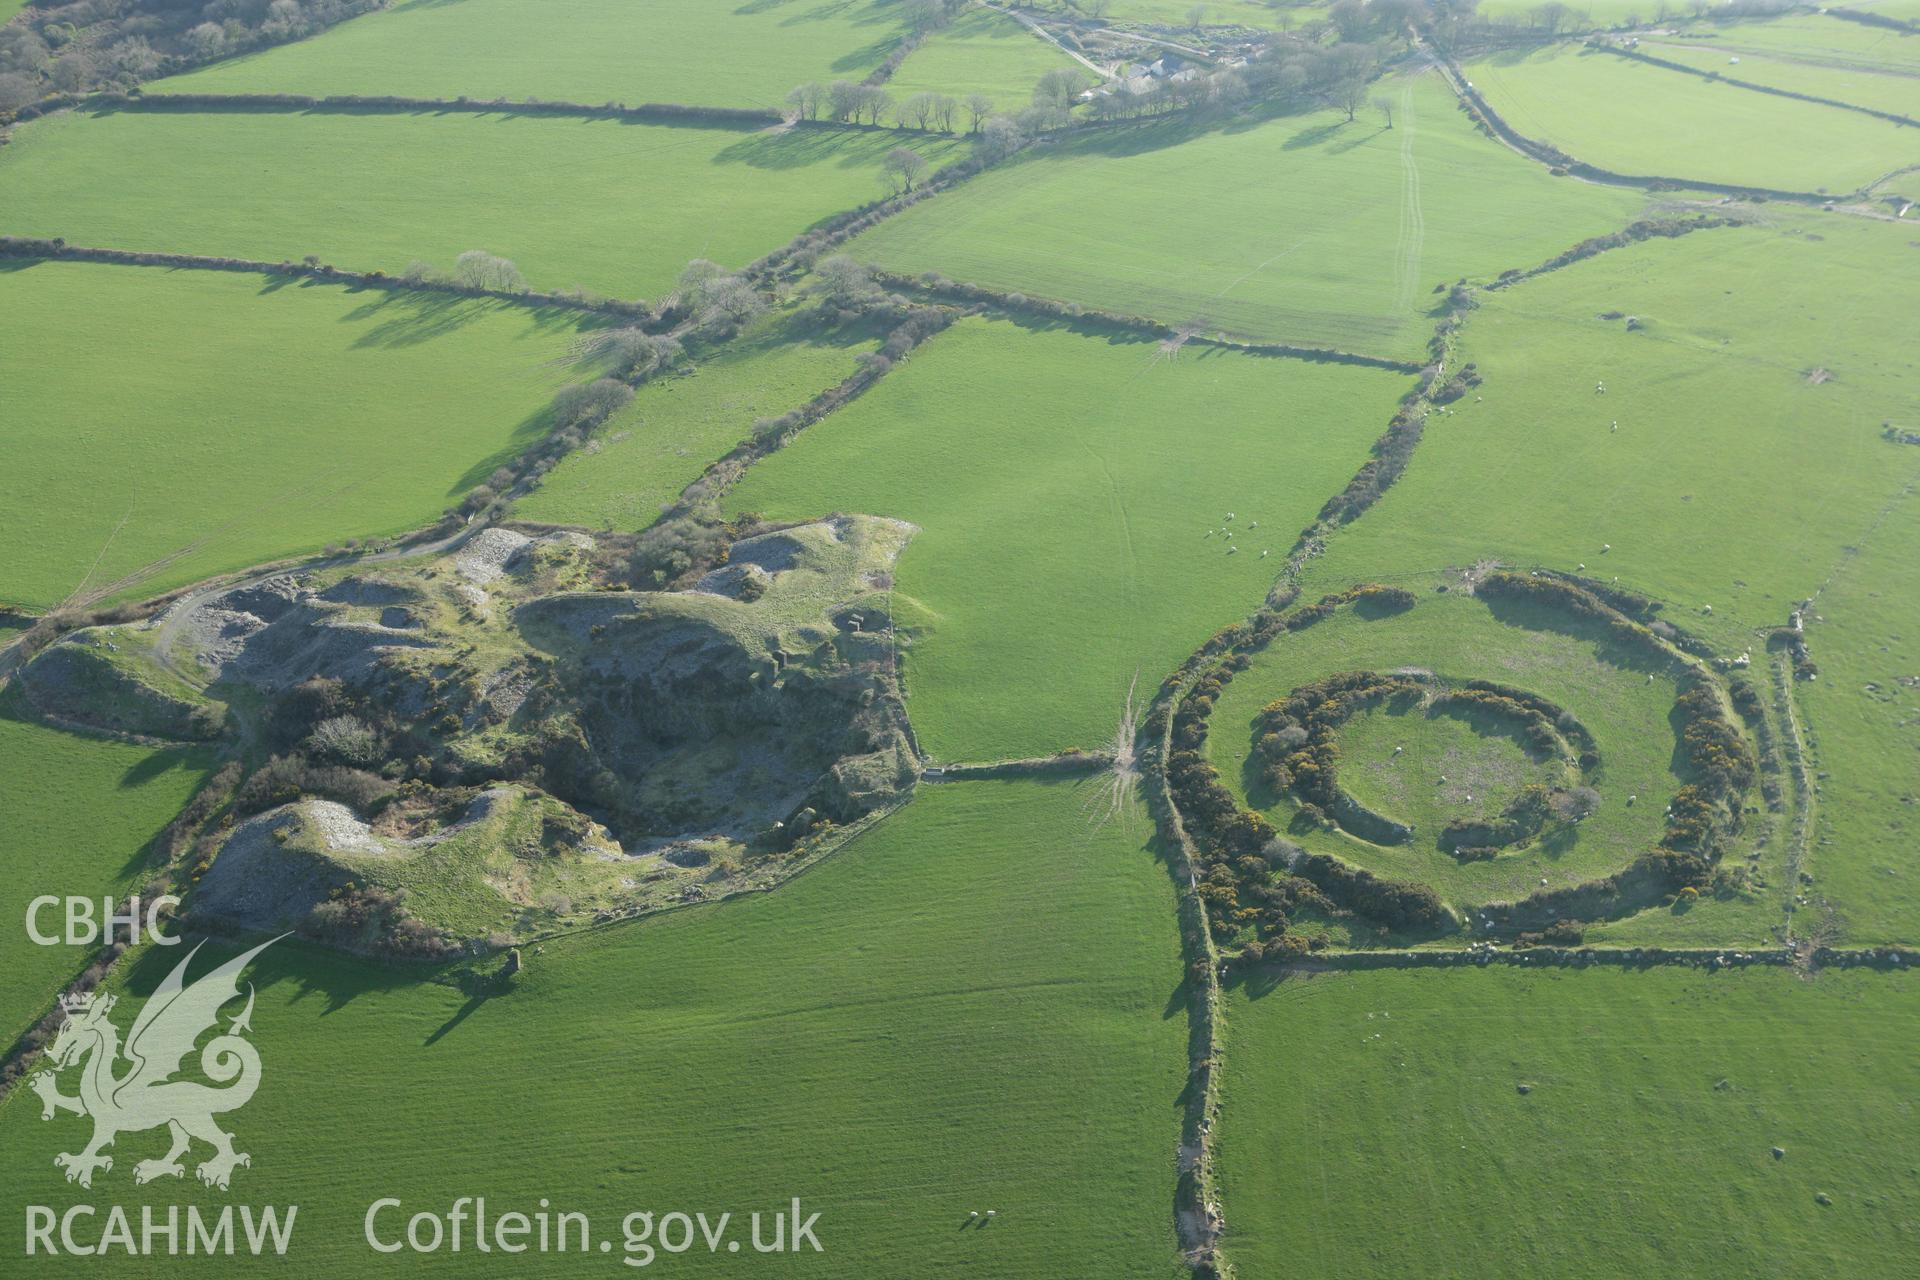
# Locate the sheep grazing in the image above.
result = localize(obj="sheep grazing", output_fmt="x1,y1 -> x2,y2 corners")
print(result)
1601,544 -> 1610,552
1224,512 -> 1235,521
1260,549 -> 1270,558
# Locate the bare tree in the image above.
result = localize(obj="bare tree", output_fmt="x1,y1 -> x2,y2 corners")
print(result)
1187,3 -> 1207,29
454,250 -> 527,292
785,82 -> 825,120
1032,67 -> 1088,113
1325,74 -> 1369,122
882,146 -> 930,193
899,91 -> 938,130
810,254 -> 875,303
965,93 -> 994,132
827,79 -> 862,122
977,115 -> 1026,162
931,93 -> 957,133
860,85 -> 894,125
1373,94 -> 1395,128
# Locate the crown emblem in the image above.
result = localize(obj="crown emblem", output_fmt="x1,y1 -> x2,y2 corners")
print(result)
59,991 -> 96,1014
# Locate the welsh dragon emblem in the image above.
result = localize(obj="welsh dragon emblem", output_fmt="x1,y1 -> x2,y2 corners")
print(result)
29,937 -> 281,1190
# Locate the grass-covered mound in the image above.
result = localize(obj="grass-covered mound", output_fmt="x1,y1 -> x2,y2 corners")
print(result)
726,315 -> 1409,761
0,697 -> 212,1050
0,109 -> 967,301
1215,964 -> 1920,1280
0,261 -> 606,613
848,72 -> 1645,357
1306,210 -> 1920,651
1,779 -> 1190,1278
1463,43 -> 1917,191
151,0 -> 910,108
515,312 -> 887,532
191,787 -> 634,948
27,517 -> 921,949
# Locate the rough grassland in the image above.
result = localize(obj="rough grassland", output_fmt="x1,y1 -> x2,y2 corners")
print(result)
1202,592 -> 1724,921
152,0 -> 908,109
0,261 -> 604,612
1465,44 -> 1918,191
850,73 -> 1645,357
0,696 -> 211,1052
886,7 -> 1081,106
516,313 -> 885,532
0,109 -> 965,301
0,779 -> 1189,1278
1216,965 -> 1920,1280
1796,489 -> 1920,944
1306,212 -> 1920,651
726,316 -> 1407,762
1641,37 -> 1920,121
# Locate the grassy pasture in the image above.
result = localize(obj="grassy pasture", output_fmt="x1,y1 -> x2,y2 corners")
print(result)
516,312 -> 886,531
0,108 -> 966,301
1306,211 -> 1920,650
725,316 -> 1408,762
1095,0 -> 1314,27
153,0 -> 908,109
1473,0 -> 1665,20
850,72 -> 1645,357
1335,697 -> 1564,840
1464,44 -> 1918,191
0,695 -> 212,1052
886,7 -> 1081,107
1215,964 -> 1920,1280
1203,590 -> 1720,918
1796,489 -> 1920,945
0,778 -> 1189,1278
1668,13 -> 1920,76
1640,35 -> 1920,120
0,261 -> 604,612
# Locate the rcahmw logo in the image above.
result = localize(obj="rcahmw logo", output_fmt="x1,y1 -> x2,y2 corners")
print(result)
24,936 -> 299,1259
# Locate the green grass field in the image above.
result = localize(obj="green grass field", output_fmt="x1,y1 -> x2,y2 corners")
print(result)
1639,35 -> 1920,121
0,695 -> 212,1052
1202,590 -> 1730,920
725,316 -> 1408,762
1465,44 -> 1919,192
1305,211 -> 1920,651
1473,0 -> 1661,20
1795,488 -> 1920,945
1666,13 -> 1920,77
516,311 -> 885,531
0,778 -> 1189,1277
0,108 -> 966,302
850,72 -> 1646,356
1097,0 -> 1312,28
1215,964 -> 1920,1279
0,260 -> 606,612
153,0 -> 908,109
886,7 -> 1081,108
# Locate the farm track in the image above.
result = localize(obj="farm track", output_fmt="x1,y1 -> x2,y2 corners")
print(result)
1391,82 -> 1424,322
